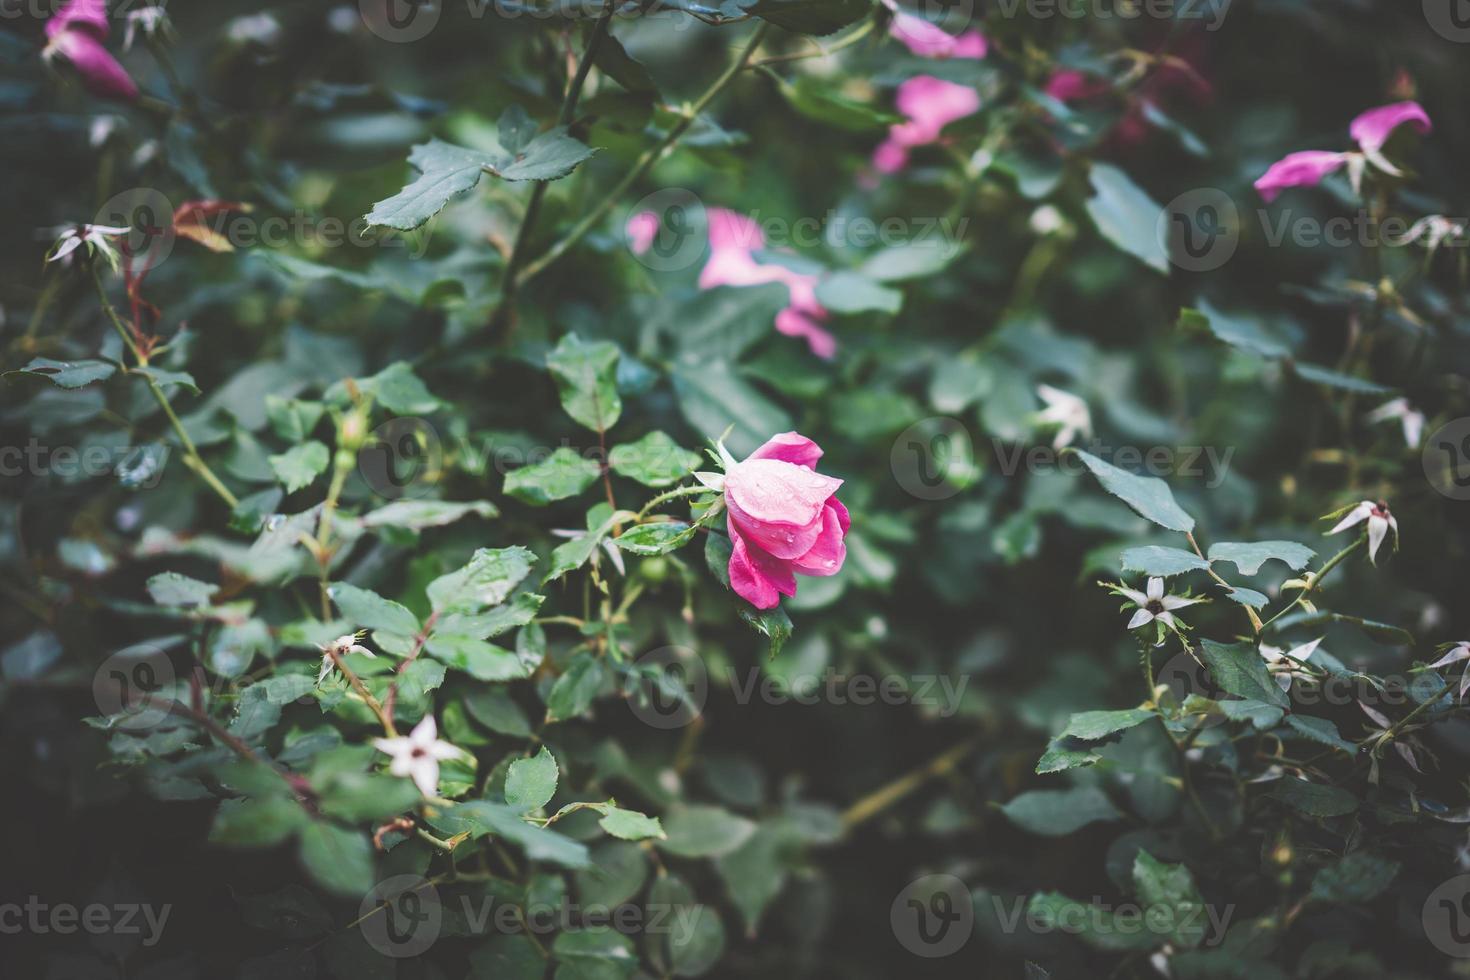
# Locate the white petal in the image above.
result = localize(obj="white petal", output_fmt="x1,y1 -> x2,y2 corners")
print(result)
1403,413 -> 1424,449
1275,674 -> 1293,692
1146,578 -> 1164,600
1118,588 -> 1149,605
1156,611 -> 1178,628
1367,515 -> 1387,564
1366,398 -> 1406,423
1394,743 -> 1422,772
1428,643 -> 1470,668
1159,595 -> 1200,611
409,714 -> 438,747
430,741 -> 463,761
374,736 -> 409,757
1127,609 -> 1155,629
1328,503 -> 1372,535
388,754 -> 415,778
1286,637 -> 1324,662
48,236 -> 83,262
409,758 -> 439,796
1258,644 -> 1283,663
1360,702 -> 1391,728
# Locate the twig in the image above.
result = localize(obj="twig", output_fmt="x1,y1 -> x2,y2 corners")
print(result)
841,737 -> 979,829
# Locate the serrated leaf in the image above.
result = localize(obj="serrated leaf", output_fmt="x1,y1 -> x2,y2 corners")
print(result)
147,572 -> 218,607
1072,449 -> 1195,532
8,357 -> 116,388
1120,546 -> 1210,577
1208,541 -> 1316,576
505,746 -> 558,811
1269,776 -> 1357,817
427,546 -> 535,614
1000,787 -> 1123,836
360,499 -> 497,529
613,522 -> 696,555
547,333 -> 622,432
658,804 -> 756,858
1087,163 -> 1169,274
608,431 -> 702,487
1199,639 -> 1290,708
268,441 -> 329,493
599,806 -> 665,841
298,822 -> 375,897
1060,708 -> 1155,741
504,447 -> 603,505
328,582 -> 421,637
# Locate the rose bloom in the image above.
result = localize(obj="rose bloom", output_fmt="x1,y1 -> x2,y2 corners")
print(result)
724,432 -> 848,610
44,0 -> 139,103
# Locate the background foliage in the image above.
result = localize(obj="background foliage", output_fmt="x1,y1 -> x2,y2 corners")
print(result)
4,0 -> 1470,978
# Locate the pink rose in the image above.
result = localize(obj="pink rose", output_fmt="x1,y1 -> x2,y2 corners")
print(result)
1349,101 -> 1431,155
44,0 -> 138,103
1253,150 -> 1349,202
724,432 -> 848,610
698,208 -> 836,359
625,210 -> 659,255
871,75 -> 980,175
883,0 -> 987,60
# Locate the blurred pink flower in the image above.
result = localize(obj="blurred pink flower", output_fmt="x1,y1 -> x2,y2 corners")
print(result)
625,210 -> 659,255
1349,101 -> 1431,155
43,0 -> 138,103
882,0 -> 987,59
698,208 -> 836,359
1253,150 -> 1349,202
723,432 -> 848,610
871,75 -> 980,174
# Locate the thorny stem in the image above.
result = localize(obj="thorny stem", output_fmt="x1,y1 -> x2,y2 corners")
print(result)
514,23 -> 770,288
385,611 -> 441,727
1378,678 -> 1458,742
90,267 -> 239,508
635,484 -> 713,521
315,451 -> 353,620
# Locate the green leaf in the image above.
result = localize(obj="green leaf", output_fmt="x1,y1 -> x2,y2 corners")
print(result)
365,136 -> 595,230
1199,639 -> 1289,708
1310,852 -> 1400,903
592,34 -> 656,93
1207,541 -> 1316,576
464,687 -> 532,737
136,367 -> 200,393
999,787 -> 1122,836
1120,546 -> 1210,577
505,746 -> 559,811
1291,362 -> 1394,395
1133,851 -> 1208,949
739,604 -> 793,659
546,652 -> 604,722
743,0 -> 871,34
317,772 -> 423,822
815,271 -> 903,314
1182,301 -> 1292,359
1086,163 -> 1169,274
715,826 -> 786,938
360,499 -> 497,529
1284,715 -> 1355,754
435,591 -> 545,640
504,448 -> 603,505
608,431 -> 701,487
261,674 -> 317,705
670,285 -> 789,362
779,75 -> 897,132
1060,708 -> 1155,741
268,441 -> 329,493
599,806 -> 665,841
613,522 -> 696,556
1224,586 -> 1270,609
658,804 -> 757,858
327,582 -> 421,637
1036,738 -> 1102,774
427,546 -> 535,614
553,927 -> 637,979
1071,449 -> 1195,532
857,240 -> 963,282
298,822 -> 375,897
344,361 -> 442,414
424,634 -> 528,681
147,572 -> 218,607
547,333 -> 623,432
1268,777 -> 1357,817
7,357 -> 116,388
673,361 -> 792,458
209,797 -> 306,847
1026,892 -> 1159,952
427,801 -> 590,868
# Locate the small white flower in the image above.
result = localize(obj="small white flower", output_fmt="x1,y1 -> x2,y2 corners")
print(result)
1359,702 -> 1422,771
1119,577 -> 1200,630
1035,385 -> 1092,449
1401,214 -> 1467,252
316,632 -> 374,684
1365,398 -> 1424,449
1427,641 -> 1470,699
374,715 -> 463,797
1258,637 -> 1323,692
1328,500 -> 1398,564
124,5 -> 174,51
46,223 -> 130,270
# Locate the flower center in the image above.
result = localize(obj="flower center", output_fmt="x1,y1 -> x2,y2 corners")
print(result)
411,746 -> 428,759
1146,599 -> 1165,614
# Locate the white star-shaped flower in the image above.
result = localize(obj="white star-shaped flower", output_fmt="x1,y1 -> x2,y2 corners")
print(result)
1365,398 -> 1425,449
1428,641 -> 1470,699
316,632 -> 374,684
1258,637 -> 1323,692
1119,577 -> 1200,630
1036,385 -> 1092,449
124,5 -> 174,51
46,224 -> 130,270
374,715 -> 463,796
1328,500 -> 1398,564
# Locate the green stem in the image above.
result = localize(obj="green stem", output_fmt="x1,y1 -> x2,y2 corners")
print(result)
493,1 -> 617,329
635,483 -> 713,520
90,267 -> 239,508
1259,534 -> 1365,632
1379,678 -> 1458,741
514,23 -> 770,288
